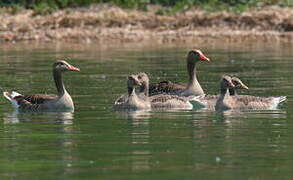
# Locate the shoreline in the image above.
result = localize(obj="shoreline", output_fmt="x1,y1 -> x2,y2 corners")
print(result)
1,5 -> 293,43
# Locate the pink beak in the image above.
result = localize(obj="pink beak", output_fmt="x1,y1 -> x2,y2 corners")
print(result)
199,53 -> 210,62
67,65 -> 80,71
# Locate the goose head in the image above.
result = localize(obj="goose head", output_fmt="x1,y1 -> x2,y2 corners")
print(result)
187,49 -> 210,64
137,72 -> 149,85
186,49 -> 210,81
53,60 -> 80,72
231,77 -> 249,90
127,74 -> 141,91
220,74 -> 235,94
128,74 -> 141,86
228,76 -> 249,95
53,60 -> 80,95
137,72 -> 150,96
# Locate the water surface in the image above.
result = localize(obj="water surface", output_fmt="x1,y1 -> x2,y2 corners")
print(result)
0,42 -> 292,179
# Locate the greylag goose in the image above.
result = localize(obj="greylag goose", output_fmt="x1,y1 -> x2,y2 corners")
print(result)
138,72 -> 199,110
114,74 -> 151,110
149,49 -> 210,96
195,76 -> 249,109
215,75 -> 238,111
215,75 -> 287,111
3,60 -> 80,112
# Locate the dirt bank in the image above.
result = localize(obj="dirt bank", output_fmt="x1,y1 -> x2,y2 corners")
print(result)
1,4 -> 293,43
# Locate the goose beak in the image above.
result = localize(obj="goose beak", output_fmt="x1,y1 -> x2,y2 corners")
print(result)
134,78 -> 142,86
67,65 -> 80,71
199,54 -> 210,62
137,81 -> 142,86
241,84 -> 249,90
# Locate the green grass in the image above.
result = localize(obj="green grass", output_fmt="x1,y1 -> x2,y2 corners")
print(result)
0,0 -> 293,14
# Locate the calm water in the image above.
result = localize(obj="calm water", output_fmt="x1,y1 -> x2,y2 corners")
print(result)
0,42 -> 292,179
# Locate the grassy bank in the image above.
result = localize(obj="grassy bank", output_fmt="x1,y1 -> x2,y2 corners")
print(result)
1,4 -> 293,43
1,0 -> 293,14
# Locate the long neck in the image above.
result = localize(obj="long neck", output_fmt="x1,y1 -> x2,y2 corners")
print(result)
229,88 -> 236,96
53,69 -> 66,96
143,83 -> 149,96
184,60 -> 204,96
220,82 -> 229,96
216,82 -> 232,110
187,60 -> 196,85
128,87 -> 135,96
139,82 -> 149,97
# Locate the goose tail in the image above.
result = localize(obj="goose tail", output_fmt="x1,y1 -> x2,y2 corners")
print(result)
271,96 -> 287,109
278,96 -> 287,104
3,91 -> 22,109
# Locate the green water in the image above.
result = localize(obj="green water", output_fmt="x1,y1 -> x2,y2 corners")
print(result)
0,42 -> 292,179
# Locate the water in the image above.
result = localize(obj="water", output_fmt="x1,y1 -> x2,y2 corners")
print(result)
0,42 -> 292,179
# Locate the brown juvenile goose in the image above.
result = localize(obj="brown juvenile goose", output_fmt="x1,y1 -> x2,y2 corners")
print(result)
114,74 -> 151,110
138,72 -> 198,110
3,60 -> 80,112
215,75 -> 287,111
215,75 -> 238,111
149,49 -> 210,96
195,76 -> 249,109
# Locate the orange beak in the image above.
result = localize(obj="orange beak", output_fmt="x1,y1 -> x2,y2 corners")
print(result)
241,84 -> 249,90
67,65 -> 80,71
199,53 -> 210,62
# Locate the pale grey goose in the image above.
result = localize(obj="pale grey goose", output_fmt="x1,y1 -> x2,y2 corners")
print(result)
215,75 -> 286,111
3,60 -> 80,112
114,74 -> 151,110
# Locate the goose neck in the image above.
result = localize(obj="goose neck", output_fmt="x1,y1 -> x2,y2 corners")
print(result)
143,83 -> 149,97
220,82 -> 229,96
229,88 -> 236,96
187,61 -> 196,84
128,87 -> 135,96
53,69 -> 66,96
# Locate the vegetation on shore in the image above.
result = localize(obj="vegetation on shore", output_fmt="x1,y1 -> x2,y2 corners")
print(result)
1,0 -> 293,15
1,3 -> 293,43
1,1 -> 293,43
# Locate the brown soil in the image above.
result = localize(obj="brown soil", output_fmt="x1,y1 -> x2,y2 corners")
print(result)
1,4 -> 293,43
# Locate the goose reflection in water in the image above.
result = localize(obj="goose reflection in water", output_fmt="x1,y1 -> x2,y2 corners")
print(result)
3,110 -> 74,124
131,117 -> 150,171
115,110 -> 151,120
214,109 -> 287,123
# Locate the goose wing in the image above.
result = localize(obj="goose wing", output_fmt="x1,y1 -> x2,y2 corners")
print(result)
23,94 -> 58,104
149,81 -> 187,95
150,94 -> 193,109
235,95 -> 286,109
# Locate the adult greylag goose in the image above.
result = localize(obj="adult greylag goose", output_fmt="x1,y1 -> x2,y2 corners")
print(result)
114,74 -> 151,110
149,49 -> 210,96
138,72 -> 199,110
3,60 -> 80,112
215,75 -> 287,111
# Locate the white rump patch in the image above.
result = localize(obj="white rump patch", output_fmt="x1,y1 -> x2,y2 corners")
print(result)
3,91 -> 22,109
